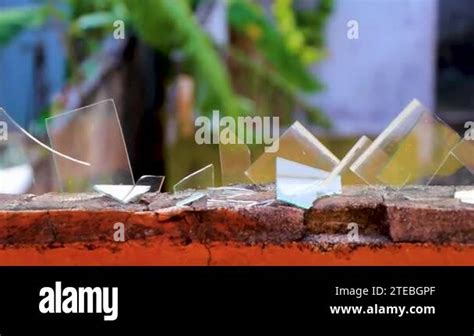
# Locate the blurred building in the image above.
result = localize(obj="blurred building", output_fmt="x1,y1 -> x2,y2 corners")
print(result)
309,0 -> 438,135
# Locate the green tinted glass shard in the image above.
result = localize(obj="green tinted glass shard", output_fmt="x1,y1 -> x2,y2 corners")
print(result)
245,121 -> 339,184
173,164 -> 215,192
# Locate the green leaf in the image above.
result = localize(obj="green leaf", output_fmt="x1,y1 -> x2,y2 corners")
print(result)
230,47 -> 330,128
228,0 -> 321,92
70,11 -> 118,36
0,6 -> 48,46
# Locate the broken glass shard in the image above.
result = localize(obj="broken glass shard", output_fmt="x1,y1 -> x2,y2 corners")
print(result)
439,139 -> 474,186
451,139 -> 474,174
322,136 -> 372,186
219,130 -> 252,185
46,99 -> 134,192
276,157 -> 341,209
208,186 -> 255,193
206,186 -> 263,207
173,164 -> 215,192
176,192 -> 207,207
423,132 -> 474,185
455,190 -> 474,205
94,185 -> 149,203
94,175 -> 165,203
208,186 -> 256,198
351,99 -> 467,187
207,199 -> 260,207
245,121 -> 340,183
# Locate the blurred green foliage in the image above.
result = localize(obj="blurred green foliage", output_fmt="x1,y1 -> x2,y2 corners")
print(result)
229,0 -> 321,92
0,0 -> 332,127
0,5 -> 49,45
273,0 -> 333,65
125,0 -> 243,118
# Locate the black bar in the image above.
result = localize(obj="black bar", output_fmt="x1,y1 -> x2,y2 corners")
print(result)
0,267 -> 472,335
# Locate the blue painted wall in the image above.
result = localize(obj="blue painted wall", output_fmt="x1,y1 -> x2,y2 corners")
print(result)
0,0 -> 66,127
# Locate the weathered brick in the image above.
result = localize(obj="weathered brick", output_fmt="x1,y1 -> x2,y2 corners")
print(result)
382,186 -> 456,201
0,193 -> 146,211
0,211 -> 54,244
0,185 -> 472,246
306,195 -> 387,235
168,205 -> 305,244
387,198 -> 474,243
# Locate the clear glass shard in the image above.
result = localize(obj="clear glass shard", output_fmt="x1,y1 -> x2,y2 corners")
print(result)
245,121 -> 340,183
208,186 -> 256,193
205,186 -> 262,207
351,99 -> 465,187
219,130 -> 252,185
173,164 -> 215,192
455,190 -> 474,205
0,108 -> 60,194
94,185 -> 149,203
176,192 -> 207,207
452,139 -> 474,174
427,153 -> 473,186
208,186 -> 256,200
322,136 -> 372,186
46,99 -> 134,192
276,157 -> 341,209
94,175 -> 165,203
276,157 -> 329,189
207,199 -> 259,207
431,139 -> 474,186
133,175 -> 165,193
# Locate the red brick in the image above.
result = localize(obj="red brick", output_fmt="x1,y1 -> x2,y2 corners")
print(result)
306,195 -> 386,235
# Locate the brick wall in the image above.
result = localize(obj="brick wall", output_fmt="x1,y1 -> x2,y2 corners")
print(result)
0,185 -> 473,265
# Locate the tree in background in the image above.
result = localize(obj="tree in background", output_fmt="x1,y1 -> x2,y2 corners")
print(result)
0,0 -> 333,184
